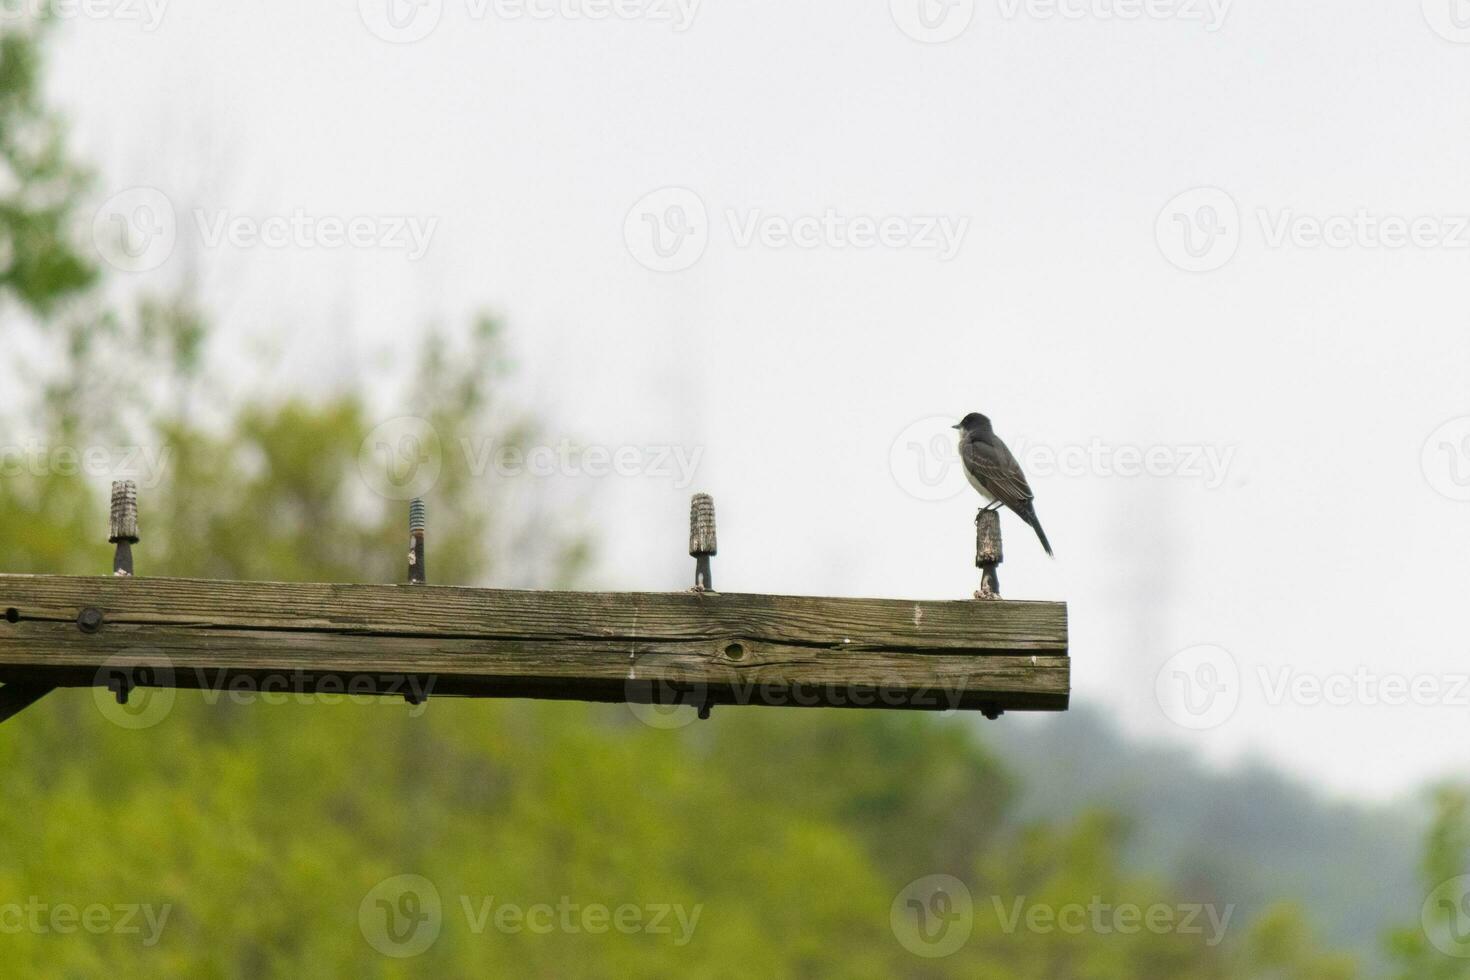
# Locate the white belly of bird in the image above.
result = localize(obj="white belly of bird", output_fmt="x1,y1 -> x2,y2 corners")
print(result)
962,462 -> 996,504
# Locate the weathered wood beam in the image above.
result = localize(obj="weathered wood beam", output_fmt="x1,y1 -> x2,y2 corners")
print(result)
0,575 -> 1068,715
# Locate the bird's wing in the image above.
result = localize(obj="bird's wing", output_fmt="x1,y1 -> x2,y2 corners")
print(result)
960,435 -> 1034,506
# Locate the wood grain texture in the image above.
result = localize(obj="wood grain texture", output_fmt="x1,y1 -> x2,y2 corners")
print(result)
0,575 -> 1068,713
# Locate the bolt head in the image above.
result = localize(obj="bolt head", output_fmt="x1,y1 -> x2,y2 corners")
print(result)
76,607 -> 104,633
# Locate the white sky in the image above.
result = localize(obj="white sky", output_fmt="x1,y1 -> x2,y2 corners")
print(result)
43,0 -> 1470,801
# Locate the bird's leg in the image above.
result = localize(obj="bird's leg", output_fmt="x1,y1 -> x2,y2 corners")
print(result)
984,500 -> 1004,512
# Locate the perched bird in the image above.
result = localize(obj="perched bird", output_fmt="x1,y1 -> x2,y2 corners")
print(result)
953,412 -> 1053,557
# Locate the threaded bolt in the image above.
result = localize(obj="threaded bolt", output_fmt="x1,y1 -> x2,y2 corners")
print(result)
689,494 -> 716,557
408,497 -> 427,585
109,480 -> 139,576
689,493 -> 716,592
109,481 -> 139,544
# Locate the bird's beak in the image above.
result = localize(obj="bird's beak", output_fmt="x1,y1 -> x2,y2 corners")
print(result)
951,423 -> 962,430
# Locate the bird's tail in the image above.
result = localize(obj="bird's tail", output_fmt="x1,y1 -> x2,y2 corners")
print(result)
1014,501 -> 1054,558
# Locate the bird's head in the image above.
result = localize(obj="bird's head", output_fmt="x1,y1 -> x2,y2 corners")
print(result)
953,412 -> 991,434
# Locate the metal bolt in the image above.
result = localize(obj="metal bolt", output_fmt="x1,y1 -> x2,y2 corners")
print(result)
408,497 -> 426,585
689,493 -> 717,592
77,607 -> 104,634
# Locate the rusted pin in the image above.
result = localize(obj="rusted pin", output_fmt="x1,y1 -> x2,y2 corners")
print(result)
109,480 -> 139,576
408,497 -> 426,585
689,493 -> 717,592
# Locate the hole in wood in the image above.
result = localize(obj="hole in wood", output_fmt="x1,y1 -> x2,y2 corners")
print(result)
3,608 -> 17,624
723,642 -> 746,661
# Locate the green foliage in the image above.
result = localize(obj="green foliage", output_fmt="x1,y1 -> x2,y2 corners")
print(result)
0,20 -> 96,316
1384,787 -> 1470,980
